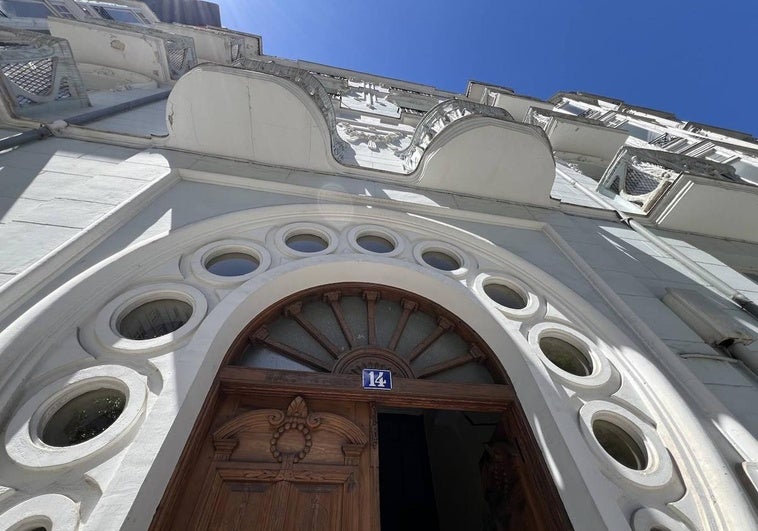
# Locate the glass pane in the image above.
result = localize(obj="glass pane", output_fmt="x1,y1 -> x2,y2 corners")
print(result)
592,420 -> 646,470
206,252 -> 258,277
395,311 -> 437,359
484,283 -> 526,309
357,234 -> 394,253
301,299 -> 349,352
422,251 -> 459,271
105,7 -> 140,23
286,233 -> 328,253
118,299 -> 192,340
237,344 -> 316,372
42,389 -> 125,446
539,337 -> 592,376
374,299 -> 402,348
341,296 -> 368,347
411,331 -> 468,371
3,1 -> 53,17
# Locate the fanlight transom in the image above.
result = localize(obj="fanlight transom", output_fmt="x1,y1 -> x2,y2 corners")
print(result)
232,284 -> 506,385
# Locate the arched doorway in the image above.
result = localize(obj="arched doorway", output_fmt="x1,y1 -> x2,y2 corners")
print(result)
150,284 -> 571,530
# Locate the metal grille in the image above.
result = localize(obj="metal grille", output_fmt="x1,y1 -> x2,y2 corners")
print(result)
623,163 -> 666,196
58,75 -> 71,99
3,57 -> 54,104
166,46 -> 186,78
0,28 -> 89,114
230,42 -> 241,63
164,38 -> 195,80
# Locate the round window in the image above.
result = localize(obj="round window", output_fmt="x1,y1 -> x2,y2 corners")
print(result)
539,337 -> 592,376
357,234 -> 395,254
422,250 -> 460,271
286,233 -> 328,253
41,389 -> 126,447
592,419 -> 647,470
118,299 -> 193,340
205,252 -> 259,277
484,283 -> 526,309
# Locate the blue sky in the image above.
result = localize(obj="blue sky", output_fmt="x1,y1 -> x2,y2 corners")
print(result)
214,0 -> 757,135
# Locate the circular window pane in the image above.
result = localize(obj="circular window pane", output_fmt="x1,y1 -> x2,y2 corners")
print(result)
539,337 -> 592,376
484,283 -> 526,309
357,234 -> 395,254
422,250 -> 460,271
118,299 -> 193,340
41,389 -> 126,447
286,233 -> 328,253
205,252 -> 259,277
592,419 -> 647,470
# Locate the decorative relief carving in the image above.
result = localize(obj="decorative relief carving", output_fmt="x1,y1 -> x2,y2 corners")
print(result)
269,396 -> 316,463
597,146 -> 740,211
337,123 -> 408,152
212,396 -> 367,467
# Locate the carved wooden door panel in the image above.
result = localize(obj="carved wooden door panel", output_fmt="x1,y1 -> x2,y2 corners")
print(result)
166,395 -> 375,531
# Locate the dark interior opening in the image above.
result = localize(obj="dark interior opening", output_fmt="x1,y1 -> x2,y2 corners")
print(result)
378,410 -> 500,531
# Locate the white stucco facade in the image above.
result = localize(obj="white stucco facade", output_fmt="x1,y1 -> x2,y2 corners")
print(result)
1,5 -> 758,531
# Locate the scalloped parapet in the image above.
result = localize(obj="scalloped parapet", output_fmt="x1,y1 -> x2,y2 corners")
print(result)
237,58 -> 352,162
164,62 -> 557,205
0,27 -> 89,117
396,99 -> 513,172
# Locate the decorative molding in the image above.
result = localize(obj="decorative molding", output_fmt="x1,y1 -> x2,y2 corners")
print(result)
212,396 -> 367,466
237,58 -> 352,163
396,98 -> 514,172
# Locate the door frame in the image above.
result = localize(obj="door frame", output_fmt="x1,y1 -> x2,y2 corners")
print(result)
151,367 -> 572,530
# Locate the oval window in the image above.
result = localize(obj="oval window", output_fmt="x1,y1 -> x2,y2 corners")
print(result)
118,299 -> 193,340
286,233 -> 328,253
539,337 -> 592,376
422,250 -> 460,271
42,389 -> 126,447
205,252 -> 259,277
357,234 -> 395,254
484,283 -> 526,309
592,419 -> 647,470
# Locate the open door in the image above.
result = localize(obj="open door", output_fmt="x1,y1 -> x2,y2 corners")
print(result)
160,394 -> 375,531
150,284 -> 572,530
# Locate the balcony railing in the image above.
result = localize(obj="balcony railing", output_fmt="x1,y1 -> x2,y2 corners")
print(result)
597,146 -> 740,211
0,27 -> 89,115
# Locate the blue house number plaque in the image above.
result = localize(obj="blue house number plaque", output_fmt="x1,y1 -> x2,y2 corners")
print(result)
362,368 -> 392,390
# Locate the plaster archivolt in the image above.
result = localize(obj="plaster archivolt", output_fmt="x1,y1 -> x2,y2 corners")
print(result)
0,204 -> 740,529
0,493 -> 79,531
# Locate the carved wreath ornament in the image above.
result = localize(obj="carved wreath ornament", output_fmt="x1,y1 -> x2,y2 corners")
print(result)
269,396 -> 317,463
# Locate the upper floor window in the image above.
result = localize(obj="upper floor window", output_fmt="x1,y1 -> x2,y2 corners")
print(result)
50,1 -> 76,19
555,100 -> 586,115
0,0 -> 53,18
618,121 -> 658,142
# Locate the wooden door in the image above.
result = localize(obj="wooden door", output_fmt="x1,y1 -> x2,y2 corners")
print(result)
160,393 -> 376,531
